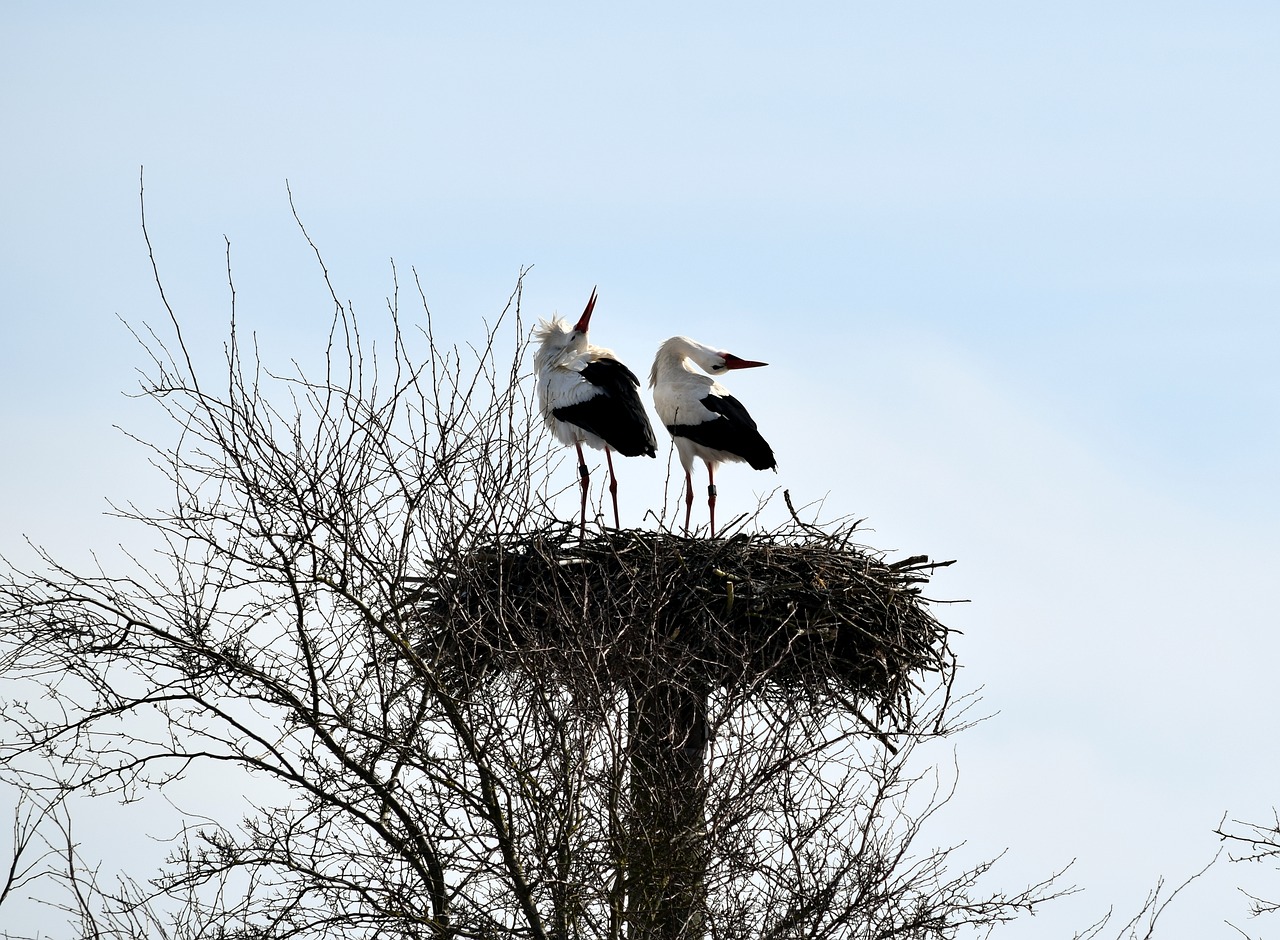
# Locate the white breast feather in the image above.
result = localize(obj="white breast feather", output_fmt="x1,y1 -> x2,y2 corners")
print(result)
538,352 -> 614,449
653,369 -> 726,428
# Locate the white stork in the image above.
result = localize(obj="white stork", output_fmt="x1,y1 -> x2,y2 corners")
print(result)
534,288 -> 657,535
649,335 -> 776,538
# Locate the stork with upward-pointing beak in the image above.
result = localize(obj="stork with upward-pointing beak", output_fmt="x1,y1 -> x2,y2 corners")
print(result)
649,335 -> 776,538
534,288 -> 657,536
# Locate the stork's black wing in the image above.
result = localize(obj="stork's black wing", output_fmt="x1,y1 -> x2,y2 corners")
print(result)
667,393 -> 777,470
552,358 -> 658,457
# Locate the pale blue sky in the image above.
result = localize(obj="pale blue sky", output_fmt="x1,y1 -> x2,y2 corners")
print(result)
3,3 -> 1279,935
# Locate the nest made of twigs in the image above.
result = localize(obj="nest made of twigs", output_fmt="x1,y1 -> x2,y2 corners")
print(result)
398,523 -> 956,726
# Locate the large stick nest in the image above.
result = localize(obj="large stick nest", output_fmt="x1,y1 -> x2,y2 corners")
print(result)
401,524 -> 956,727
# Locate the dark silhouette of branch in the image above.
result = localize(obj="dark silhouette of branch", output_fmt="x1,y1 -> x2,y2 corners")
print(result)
1218,809 -> 1280,928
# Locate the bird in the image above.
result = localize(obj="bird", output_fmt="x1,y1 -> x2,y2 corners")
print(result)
649,335 -> 776,538
534,288 -> 657,536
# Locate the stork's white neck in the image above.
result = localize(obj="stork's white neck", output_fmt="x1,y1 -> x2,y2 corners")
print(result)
649,336 -> 725,388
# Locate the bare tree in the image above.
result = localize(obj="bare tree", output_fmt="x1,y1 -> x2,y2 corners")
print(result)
1217,810 -> 1280,937
0,188 -> 1064,939
1068,857 -> 1218,940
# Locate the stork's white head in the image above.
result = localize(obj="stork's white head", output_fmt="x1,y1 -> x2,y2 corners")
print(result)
649,335 -> 768,386
533,287 -> 597,366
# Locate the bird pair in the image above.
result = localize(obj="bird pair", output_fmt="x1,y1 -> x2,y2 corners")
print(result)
534,288 -> 776,539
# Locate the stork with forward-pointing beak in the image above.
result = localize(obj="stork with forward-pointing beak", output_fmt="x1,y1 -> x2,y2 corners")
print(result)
534,288 -> 657,536
649,335 -> 776,538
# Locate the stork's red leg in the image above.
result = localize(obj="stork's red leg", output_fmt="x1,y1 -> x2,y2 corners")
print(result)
605,447 -> 620,529
575,442 -> 589,539
683,468 -> 694,535
707,462 -> 717,539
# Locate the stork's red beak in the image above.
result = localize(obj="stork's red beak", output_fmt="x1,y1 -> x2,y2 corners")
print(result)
722,353 -> 768,369
573,286 -> 598,333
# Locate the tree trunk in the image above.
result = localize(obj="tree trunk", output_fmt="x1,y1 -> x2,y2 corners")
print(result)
626,679 -> 709,940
